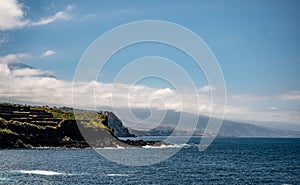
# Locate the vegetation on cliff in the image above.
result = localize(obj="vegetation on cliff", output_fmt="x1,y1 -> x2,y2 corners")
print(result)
0,103 -> 162,149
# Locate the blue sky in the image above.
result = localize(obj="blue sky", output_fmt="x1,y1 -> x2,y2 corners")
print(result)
0,0 -> 300,127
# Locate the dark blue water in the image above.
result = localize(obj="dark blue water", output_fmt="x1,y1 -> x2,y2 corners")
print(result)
0,138 -> 299,184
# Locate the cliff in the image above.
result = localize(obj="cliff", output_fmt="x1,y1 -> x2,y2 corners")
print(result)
0,103 -> 162,149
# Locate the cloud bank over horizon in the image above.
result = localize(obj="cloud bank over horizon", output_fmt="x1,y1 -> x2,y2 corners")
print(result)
0,56 -> 299,125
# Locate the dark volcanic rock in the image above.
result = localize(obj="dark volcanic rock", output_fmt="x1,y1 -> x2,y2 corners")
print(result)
13,139 -> 31,148
122,139 -> 168,147
106,112 -> 135,137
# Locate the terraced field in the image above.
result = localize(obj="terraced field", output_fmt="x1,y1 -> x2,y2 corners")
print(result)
0,103 -> 116,148
0,105 -> 63,127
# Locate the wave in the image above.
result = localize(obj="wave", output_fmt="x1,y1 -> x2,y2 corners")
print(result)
96,143 -> 192,149
96,145 -> 126,149
142,143 -> 191,148
16,170 -> 68,176
107,173 -> 131,177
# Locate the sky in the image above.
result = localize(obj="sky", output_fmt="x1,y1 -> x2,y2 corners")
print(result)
0,0 -> 300,128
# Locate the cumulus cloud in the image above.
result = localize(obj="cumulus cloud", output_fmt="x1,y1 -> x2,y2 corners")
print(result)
12,68 -> 51,77
0,57 -> 299,124
0,53 -> 30,64
0,59 -> 214,114
0,0 -> 29,30
40,50 -> 56,58
0,0 -> 73,30
198,85 -> 216,92
0,53 -> 53,79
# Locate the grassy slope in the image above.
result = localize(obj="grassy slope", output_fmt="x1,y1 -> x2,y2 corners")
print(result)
0,103 -> 114,148
0,103 -> 112,131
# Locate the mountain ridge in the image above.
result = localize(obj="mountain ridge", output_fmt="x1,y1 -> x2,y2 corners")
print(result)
124,109 -> 300,137
7,62 -> 56,78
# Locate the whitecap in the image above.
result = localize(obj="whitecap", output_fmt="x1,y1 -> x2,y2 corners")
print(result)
96,145 -> 126,149
142,143 -> 190,148
116,145 -> 125,149
107,173 -> 130,177
16,170 -> 67,176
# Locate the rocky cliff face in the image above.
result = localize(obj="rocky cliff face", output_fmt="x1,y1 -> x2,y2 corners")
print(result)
0,103 -> 162,149
106,112 -> 135,137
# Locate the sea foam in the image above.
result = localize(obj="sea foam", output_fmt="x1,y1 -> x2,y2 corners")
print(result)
16,170 -> 67,176
107,173 -> 131,177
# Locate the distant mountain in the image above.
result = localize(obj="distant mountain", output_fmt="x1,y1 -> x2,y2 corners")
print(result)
246,120 -> 300,132
7,62 -> 56,78
7,62 -> 34,70
219,120 -> 300,137
125,109 -> 300,137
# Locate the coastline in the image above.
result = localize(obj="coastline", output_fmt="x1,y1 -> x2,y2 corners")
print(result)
0,103 -> 169,149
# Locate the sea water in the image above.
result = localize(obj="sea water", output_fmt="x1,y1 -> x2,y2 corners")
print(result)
0,137 -> 299,184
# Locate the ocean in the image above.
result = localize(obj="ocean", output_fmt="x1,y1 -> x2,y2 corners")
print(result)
0,137 -> 299,184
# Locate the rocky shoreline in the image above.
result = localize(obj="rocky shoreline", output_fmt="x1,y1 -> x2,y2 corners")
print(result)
3,136 -> 169,149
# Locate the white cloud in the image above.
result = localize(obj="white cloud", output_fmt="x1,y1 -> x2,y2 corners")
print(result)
0,58 -> 300,125
230,94 -> 269,102
12,68 -> 50,77
226,92 -> 300,123
231,91 -> 300,102
0,60 -> 214,114
30,11 -> 71,26
0,53 -> 30,64
40,50 -> 56,58
0,0 -> 29,30
198,85 -> 216,92
279,90 -> 300,101
224,105 -> 300,125
0,0 -> 73,30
